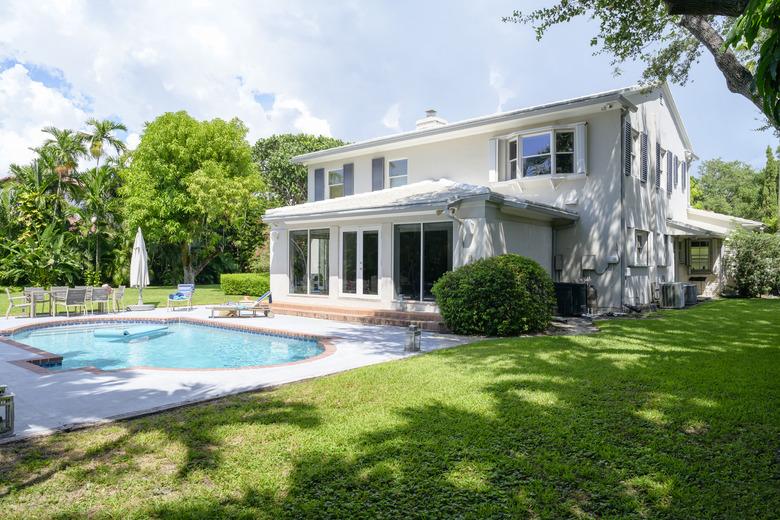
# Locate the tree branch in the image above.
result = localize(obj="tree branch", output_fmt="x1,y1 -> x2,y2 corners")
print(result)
678,15 -> 765,115
192,247 -> 222,278
664,0 -> 748,17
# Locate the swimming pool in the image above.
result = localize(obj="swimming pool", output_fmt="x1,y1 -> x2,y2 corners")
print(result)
10,322 -> 325,371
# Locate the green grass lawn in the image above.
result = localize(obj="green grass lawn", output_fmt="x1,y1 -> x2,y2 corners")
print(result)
1,285 -> 239,316
1,299 -> 778,518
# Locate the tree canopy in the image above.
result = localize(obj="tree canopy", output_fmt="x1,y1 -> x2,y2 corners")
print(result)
121,112 -> 264,283
691,145 -> 780,230
252,134 -> 347,206
505,0 -> 780,130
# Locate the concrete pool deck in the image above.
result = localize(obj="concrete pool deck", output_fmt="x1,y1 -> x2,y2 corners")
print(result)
0,307 -> 470,441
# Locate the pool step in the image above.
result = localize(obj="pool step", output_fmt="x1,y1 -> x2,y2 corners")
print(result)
269,303 -> 448,332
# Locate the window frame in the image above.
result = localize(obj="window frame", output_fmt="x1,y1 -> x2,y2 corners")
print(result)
507,139 -> 518,180
288,228 -> 331,296
387,158 -> 409,188
635,229 -> 650,267
327,168 -> 344,199
501,125 -> 581,180
630,128 -> 640,179
689,239 -> 712,274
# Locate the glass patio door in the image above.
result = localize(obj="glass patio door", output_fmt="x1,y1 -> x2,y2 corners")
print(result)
341,228 -> 379,296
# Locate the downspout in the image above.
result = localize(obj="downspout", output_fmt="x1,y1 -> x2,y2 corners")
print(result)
619,109 -> 628,311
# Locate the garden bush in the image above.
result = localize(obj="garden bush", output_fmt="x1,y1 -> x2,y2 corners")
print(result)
432,254 -> 555,336
723,229 -> 780,297
220,272 -> 270,296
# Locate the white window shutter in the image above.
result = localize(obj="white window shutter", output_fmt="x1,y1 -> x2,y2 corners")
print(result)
575,123 -> 587,174
488,138 -> 498,182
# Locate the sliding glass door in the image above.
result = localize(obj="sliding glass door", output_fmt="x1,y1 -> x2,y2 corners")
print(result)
394,222 -> 453,301
289,229 -> 330,295
341,228 -> 380,297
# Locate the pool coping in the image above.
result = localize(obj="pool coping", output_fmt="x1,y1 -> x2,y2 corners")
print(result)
0,316 -> 337,374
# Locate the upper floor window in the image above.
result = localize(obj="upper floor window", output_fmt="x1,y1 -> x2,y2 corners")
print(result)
521,133 -> 551,176
389,159 -> 408,187
508,140 -> 518,179
555,131 -> 575,174
507,129 -> 578,178
328,168 -> 344,198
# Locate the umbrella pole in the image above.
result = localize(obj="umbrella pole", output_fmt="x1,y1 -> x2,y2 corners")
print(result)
138,287 -> 143,306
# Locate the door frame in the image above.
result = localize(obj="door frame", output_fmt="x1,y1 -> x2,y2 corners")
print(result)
339,225 -> 382,299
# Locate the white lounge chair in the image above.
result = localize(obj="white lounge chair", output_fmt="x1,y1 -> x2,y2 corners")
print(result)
207,292 -> 272,318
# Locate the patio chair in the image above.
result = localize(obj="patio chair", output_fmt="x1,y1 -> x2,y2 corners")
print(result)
23,287 -> 49,316
54,288 -> 87,317
49,286 -> 68,316
90,287 -> 111,314
112,285 -> 126,313
5,287 -> 33,318
207,291 -> 273,318
74,286 -> 93,304
167,284 -> 195,311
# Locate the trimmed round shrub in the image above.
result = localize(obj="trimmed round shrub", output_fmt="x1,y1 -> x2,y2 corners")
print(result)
220,273 -> 270,296
432,254 -> 555,336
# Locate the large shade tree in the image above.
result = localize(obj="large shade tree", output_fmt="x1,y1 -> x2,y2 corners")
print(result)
505,0 -> 780,130
121,111 -> 264,283
252,133 -> 347,206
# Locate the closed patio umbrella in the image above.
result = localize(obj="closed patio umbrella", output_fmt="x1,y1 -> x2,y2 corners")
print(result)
130,227 -> 150,306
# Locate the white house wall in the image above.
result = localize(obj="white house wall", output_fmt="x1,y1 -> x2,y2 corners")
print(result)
284,85 -> 704,312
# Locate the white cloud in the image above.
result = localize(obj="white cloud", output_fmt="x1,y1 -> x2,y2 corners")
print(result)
381,103 -> 401,132
0,0 -> 771,170
125,132 -> 141,150
0,64 -> 88,175
489,67 -> 515,113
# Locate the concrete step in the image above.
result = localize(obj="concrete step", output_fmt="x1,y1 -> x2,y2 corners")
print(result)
270,303 -> 447,332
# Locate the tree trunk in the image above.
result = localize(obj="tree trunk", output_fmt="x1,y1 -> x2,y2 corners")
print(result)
180,243 -> 220,284
664,0 -> 747,17
678,15 -> 765,117
181,243 -> 196,284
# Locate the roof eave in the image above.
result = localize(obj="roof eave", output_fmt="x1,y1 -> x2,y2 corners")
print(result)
292,90 -> 639,165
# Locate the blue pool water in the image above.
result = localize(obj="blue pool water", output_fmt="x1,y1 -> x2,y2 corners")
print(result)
11,322 -> 323,371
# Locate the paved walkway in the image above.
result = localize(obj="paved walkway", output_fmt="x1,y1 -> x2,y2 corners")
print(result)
0,307 -> 469,441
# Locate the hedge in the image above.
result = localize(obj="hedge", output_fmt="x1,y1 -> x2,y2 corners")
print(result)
220,273 -> 270,296
432,254 -> 555,336
723,229 -> 780,297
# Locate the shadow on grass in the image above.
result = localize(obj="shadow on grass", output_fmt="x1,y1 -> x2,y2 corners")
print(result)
2,299 -> 779,518
0,394 -> 320,497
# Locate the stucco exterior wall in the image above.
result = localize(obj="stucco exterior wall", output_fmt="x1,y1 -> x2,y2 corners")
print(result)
272,85 -> 704,313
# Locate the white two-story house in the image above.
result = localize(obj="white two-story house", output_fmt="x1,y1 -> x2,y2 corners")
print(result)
263,84 -> 762,315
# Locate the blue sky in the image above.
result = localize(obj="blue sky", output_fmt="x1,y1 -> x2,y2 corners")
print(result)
0,0 -> 776,176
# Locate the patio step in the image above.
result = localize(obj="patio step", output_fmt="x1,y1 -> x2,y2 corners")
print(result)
269,303 -> 448,332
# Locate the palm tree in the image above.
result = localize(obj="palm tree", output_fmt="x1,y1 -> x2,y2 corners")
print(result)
82,119 -> 127,169
74,165 -> 122,280
41,127 -> 86,208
